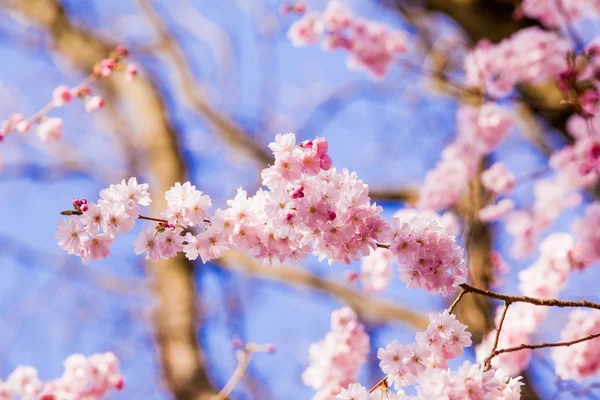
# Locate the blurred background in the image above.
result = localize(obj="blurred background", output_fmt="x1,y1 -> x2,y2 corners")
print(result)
0,0 -> 598,399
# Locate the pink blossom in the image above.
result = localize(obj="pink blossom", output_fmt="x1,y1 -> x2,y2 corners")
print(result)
302,307 -> 369,399
482,163 -> 516,195
85,95 -> 105,112
552,310 -> 600,381
82,234 -> 113,264
56,217 -> 87,255
288,13 -> 323,46
36,117 -> 63,143
134,228 -> 163,261
52,85 -> 73,106
478,199 -> 515,222
390,216 -> 466,296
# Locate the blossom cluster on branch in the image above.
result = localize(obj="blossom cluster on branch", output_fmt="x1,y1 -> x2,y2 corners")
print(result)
0,352 -> 124,400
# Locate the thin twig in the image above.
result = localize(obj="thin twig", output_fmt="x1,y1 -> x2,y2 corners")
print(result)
448,289 -> 468,314
487,331 -> 600,365
484,301 -> 511,370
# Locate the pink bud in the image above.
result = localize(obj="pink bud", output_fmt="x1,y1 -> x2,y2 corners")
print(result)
294,1 -> 307,13
80,204 -> 89,212
52,85 -> 73,107
300,139 -> 313,149
265,344 -> 276,353
16,120 -> 31,133
73,198 -> 80,207
85,96 -> 105,112
285,212 -> 295,221
327,210 -> 337,221
80,198 -> 88,205
291,185 -> 304,199
100,58 -> 116,77
125,63 -> 138,83
112,376 -> 125,390
231,336 -> 244,349
10,113 -> 24,123
115,46 -> 130,58
345,271 -> 359,282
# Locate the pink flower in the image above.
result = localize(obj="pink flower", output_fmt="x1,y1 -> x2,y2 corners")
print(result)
56,217 -> 87,255
36,117 -> 63,143
134,228 -> 163,261
52,85 -> 72,106
82,234 -> 113,264
482,163 -> 516,195
125,63 -> 138,83
85,95 -> 105,112
553,310 -> 600,381
478,199 -> 515,222
15,120 -> 31,134
288,13 -> 323,46
322,1 -> 352,31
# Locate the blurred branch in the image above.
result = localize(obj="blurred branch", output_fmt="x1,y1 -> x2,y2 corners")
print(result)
216,251 -> 429,330
5,1 -> 219,399
136,0 -> 272,166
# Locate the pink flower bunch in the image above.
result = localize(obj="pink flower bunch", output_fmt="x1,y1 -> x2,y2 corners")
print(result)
550,136 -> 600,190
415,361 -> 522,400
288,1 -> 407,78
359,208 -> 459,293
572,201 -> 600,267
137,181 -> 212,261
519,233 -> 574,299
552,310 -> 600,381
302,307 -> 369,400
520,0 -> 589,27
389,214 -> 466,296
0,47 -> 136,156
183,133 -> 387,265
349,311 -> 521,399
0,352 -> 123,400
56,177 -> 151,264
465,27 -> 570,97
386,311 -> 471,374
59,134 -> 389,267
418,104 -> 512,211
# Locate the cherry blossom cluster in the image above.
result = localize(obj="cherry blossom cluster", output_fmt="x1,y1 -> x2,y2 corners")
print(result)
387,210 -> 465,296
0,352 -> 124,400
552,310 -> 600,381
331,310 -> 521,400
465,27 -> 570,98
302,307 -> 369,400
418,104 -> 513,211
287,1 -> 407,78
58,133 -> 392,267
359,208 -> 458,293
520,0 -> 600,27
56,177 -> 151,264
378,311 -> 472,389
0,47 -> 136,151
